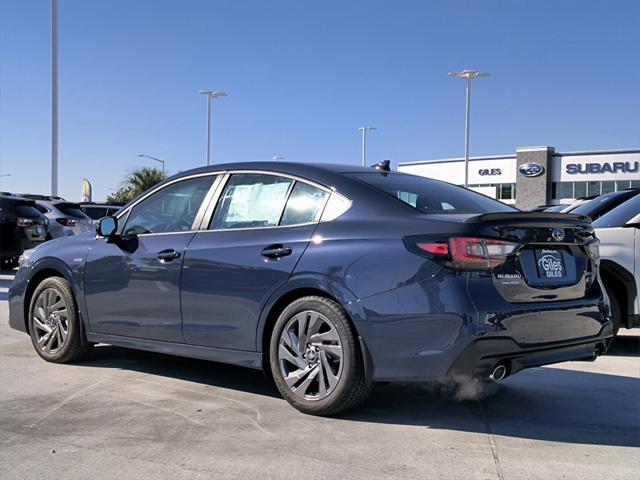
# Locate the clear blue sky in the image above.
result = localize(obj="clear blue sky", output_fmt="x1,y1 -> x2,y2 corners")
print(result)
1,0 -> 639,201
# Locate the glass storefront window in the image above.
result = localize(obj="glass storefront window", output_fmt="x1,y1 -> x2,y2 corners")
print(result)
574,182 -> 587,198
560,182 -> 573,199
601,181 -> 615,194
586,181 -> 601,196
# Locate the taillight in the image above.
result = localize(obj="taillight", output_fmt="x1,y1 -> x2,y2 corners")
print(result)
56,218 -> 78,227
406,236 -> 518,270
16,217 -> 34,228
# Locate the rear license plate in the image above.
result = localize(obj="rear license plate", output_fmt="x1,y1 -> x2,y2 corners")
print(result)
535,249 -> 566,279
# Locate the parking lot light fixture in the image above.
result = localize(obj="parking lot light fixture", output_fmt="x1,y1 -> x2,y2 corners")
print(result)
448,70 -> 490,188
199,91 -> 228,166
137,154 -> 166,173
359,126 -> 377,167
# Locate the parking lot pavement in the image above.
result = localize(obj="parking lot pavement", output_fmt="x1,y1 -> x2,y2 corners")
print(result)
0,270 -> 638,480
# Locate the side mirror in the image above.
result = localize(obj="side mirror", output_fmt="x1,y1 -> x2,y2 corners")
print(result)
97,216 -> 118,239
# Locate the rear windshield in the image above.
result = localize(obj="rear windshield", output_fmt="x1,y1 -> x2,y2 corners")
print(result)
0,199 -> 43,218
55,203 -> 90,219
345,172 -> 516,214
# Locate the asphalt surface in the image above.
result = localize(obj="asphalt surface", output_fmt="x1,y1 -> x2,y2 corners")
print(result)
0,270 -> 638,480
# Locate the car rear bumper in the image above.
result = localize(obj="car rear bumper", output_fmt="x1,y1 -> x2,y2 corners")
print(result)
352,275 -> 613,382
446,336 -> 612,381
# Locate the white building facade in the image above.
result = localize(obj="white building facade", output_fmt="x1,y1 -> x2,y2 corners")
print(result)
398,147 -> 640,210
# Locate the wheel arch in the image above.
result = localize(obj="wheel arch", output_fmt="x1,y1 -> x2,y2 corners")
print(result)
23,261 -> 75,334
600,259 -> 636,329
257,278 -> 371,381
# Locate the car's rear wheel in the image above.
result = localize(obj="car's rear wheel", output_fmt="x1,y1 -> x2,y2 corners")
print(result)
29,277 -> 93,363
269,296 -> 371,415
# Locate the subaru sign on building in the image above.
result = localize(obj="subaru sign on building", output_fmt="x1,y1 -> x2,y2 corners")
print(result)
398,147 -> 640,210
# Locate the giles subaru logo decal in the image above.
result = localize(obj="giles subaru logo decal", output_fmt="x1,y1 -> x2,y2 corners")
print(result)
518,162 -> 545,177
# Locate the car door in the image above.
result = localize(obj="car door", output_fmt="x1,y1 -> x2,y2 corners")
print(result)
83,173 -> 219,342
181,172 -> 331,350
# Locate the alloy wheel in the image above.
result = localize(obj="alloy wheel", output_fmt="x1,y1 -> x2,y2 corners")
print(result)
277,310 -> 344,401
32,287 -> 69,355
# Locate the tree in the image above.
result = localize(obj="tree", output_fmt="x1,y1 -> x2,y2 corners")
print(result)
107,167 -> 166,204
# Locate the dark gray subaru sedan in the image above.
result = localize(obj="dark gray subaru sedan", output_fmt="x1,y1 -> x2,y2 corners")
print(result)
9,162 -> 613,415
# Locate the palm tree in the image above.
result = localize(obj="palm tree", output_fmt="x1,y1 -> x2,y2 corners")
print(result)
107,167 -> 166,204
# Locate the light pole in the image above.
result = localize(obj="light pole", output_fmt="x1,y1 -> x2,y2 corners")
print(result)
51,0 -> 59,196
358,126 -> 377,167
448,70 -> 490,188
272,155 -> 284,162
198,90 -> 227,166
137,154 -> 166,173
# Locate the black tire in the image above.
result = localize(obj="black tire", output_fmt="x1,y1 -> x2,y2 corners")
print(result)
28,276 -> 93,363
606,286 -> 622,337
269,296 -> 372,416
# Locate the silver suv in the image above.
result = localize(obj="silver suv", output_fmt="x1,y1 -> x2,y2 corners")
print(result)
34,200 -> 93,239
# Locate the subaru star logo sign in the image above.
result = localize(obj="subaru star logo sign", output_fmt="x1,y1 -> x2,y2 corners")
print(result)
518,162 -> 545,177
551,228 -> 565,242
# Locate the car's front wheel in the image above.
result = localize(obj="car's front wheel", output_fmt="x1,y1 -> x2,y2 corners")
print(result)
28,276 -> 93,363
269,296 -> 372,415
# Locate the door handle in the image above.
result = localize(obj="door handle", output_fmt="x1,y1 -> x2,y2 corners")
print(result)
157,249 -> 181,262
261,245 -> 293,260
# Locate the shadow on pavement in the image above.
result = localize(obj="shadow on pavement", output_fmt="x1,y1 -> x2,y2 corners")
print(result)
84,344 -> 280,399
78,343 -> 639,448
342,368 -> 639,448
607,334 -> 640,356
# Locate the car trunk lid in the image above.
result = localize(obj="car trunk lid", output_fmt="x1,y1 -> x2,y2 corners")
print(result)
464,212 -> 598,303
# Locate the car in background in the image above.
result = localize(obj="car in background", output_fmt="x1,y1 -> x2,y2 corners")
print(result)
594,195 -> 640,334
570,188 -> 639,221
9,162 -> 613,415
33,200 -> 93,239
543,196 -> 598,214
78,202 -> 123,223
21,194 -> 66,202
0,196 -> 48,268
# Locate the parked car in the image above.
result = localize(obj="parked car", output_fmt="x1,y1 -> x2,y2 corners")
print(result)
78,202 -> 123,223
33,200 -> 93,239
594,195 -> 640,334
21,194 -> 66,202
544,196 -> 598,213
570,188 -> 639,221
0,196 -> 48,268
9,162 -> 613,415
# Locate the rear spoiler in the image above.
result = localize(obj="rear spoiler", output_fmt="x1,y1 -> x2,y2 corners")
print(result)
465,212 -> 592,224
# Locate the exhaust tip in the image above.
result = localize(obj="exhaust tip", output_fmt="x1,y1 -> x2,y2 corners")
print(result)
489,364 -> 508,382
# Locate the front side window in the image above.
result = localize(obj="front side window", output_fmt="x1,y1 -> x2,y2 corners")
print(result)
122,175 -> 215,235
211,174 -> 293,229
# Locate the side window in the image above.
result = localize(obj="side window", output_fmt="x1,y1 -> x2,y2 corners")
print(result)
35,205 -> 49,214
122,175 -> 215,236
280,182 -> 329,226
210,174 -> 292,229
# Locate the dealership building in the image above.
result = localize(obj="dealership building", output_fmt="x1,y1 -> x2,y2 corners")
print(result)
398,147 -> 640,210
